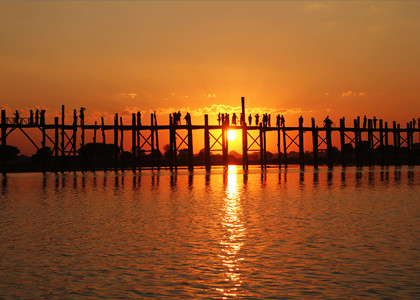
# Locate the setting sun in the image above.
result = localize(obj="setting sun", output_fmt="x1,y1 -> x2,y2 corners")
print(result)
227,130 -> 237,141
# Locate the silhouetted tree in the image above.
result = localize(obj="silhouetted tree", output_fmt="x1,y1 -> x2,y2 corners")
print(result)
32,147 -> 52,163
2,145 -> 20,161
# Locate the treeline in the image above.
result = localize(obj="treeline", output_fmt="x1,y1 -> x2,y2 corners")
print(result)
3,141 -> 420,173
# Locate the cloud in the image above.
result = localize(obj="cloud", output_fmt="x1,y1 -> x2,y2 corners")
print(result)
342,90 -> 353,97
151,104 -> 304,117
341,90 -> 366,97
118,93 -> 138,99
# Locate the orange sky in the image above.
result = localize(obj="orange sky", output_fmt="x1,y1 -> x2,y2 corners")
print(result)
1,1 -> 419,155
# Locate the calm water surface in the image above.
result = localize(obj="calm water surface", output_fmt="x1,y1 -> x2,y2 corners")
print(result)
0,166 -> 419,299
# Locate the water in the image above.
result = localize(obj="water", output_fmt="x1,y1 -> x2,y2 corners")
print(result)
1,166 -> 419,299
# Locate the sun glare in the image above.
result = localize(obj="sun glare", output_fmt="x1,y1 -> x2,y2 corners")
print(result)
227,130 -> 237,141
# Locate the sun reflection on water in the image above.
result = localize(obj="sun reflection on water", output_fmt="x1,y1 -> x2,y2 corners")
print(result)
217,165 -> 246,298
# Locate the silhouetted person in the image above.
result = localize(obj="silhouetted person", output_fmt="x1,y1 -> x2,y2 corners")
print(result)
137,111 -> 141,126
79,107 -> 86,124
40,110 -> 45,125
262,114 -> 267,127
177,111 -> 181,125
232,113 -> 237,126
248,114 -> 252,126
225,113 -> 230,126
363,115 -> 367,129
255,113 -> 259,125
268,114 -> 271,127
413,118 -> 416,127
29,110 -> 34,125
217,113 -> 221,126
324,116 -> 332,127
35,109 -> 39,125
184,112 -> 191,125
276,114 -> 280,127
73,109 -> 77,125
14,110 -> 20,124
299,115 -> 303,125
240,113 -> 244,126
373,116 -> 377,128
280,115 -> 285,127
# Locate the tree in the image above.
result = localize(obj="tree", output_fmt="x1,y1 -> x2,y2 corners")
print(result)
2,145 -> 20,161
31,147 -> 52,162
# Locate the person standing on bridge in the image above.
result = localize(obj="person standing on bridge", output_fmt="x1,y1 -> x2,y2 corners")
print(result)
323,116 -> 333,127
280,115 -> 285,127
137,111 -> 141,126
14,110 -> 20,124
40,109 -> 45,125
248,114 -> 252,126
73,109 -> 78,125
232,113 -> 237,126
35,109 -> 39,125
276,114 -> 280,127
29,110 -> 34,125
255,113 -> 259,125
184,112 -> 191,125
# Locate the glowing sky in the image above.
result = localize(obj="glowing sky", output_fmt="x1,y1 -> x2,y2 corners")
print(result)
1,1 -> 419,127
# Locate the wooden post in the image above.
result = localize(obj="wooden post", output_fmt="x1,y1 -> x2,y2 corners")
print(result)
172,116 -> 178,171
61,105 -> 65,172
132,113 -> 136,172
311,118 -> 318,169
169,115 -> 174,171
379,119 -> 384,166
101,117 -> 107,172
259,123 -> 264,169
241,97 -> 246,126
242,121 -> 248,170
241,97 -> 248,170
384,122 -> 389,167
397,124 -> 401,166
339,118 -> 346,168
354,119 -> 360,167
92,121 -> 97,173
282,125 -> 288,168
298,117 -> 304,169
81,111 -> 85,173
326,120 -> 333,168
222,121 -> 228,168
120,117 -> 124,172
1,110 -> 7,175
72,113 -> 77,173
137,112 -> 141,172
41,113 -> 46,174
204,115 -> 211,171
277,123 -> 281,169
54,117 -> 59,174
150,113 -> 155,170
367,119 -> 373,167
187,116 -> 193,172
114,113 -> 119,172
407,122 -> 412,166
154,112 -> 160,171
393,121 -> 398,167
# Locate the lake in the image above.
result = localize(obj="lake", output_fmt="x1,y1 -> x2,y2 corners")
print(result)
1,166 -> 419,299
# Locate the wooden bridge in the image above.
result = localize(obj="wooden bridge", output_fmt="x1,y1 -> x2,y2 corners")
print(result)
1,98 -> 419,174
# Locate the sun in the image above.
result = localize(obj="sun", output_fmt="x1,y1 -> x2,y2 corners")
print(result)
227,130 -> 237,141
